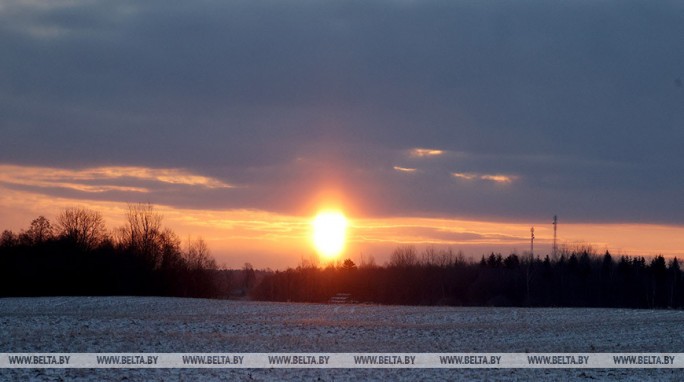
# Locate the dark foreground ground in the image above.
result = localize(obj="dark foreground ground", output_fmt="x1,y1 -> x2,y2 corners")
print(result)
1,297 -> 682,381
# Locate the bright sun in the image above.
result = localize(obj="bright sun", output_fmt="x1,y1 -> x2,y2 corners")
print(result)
312,210 -> 348,259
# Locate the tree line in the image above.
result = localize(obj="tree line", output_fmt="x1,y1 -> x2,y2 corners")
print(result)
0,204 -> 220,298
251,245 -> 684,309
4,209 -> 683,309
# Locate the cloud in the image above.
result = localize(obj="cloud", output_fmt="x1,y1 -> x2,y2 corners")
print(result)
451,172 -> 517,184
0,0 -> 138,40
470,173 -> 516,184
480,175 -> 515,184
351,224 -> 517,246
452,172 -> 477,181
1,0 -> 683,226
0,164 -> 233,195
393,166 -> 417,173
410,148 -> 444,158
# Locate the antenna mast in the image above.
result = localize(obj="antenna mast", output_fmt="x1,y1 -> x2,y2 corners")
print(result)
552,215 -> 558,257
530,226 -> 535,257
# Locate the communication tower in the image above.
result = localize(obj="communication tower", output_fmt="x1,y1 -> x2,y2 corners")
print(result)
552,215 -> 558,257
530,226 -> 535,257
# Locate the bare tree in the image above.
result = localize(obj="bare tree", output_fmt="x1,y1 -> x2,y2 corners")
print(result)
185,237 -> 216,270
158,228 -> 183,270
116,203 -> 163,264
421,246 -> 439,266
57,208 -> 107,250
389,245 -> 418,267
0,230 -> 18,248
420,247 -> 458,267
359,253 -> 377,269
23,216 -> 54,245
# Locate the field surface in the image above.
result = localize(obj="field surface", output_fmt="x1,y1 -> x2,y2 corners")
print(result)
1,297 -> 683,381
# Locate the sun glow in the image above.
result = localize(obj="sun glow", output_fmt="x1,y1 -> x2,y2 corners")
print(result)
312,210 -> 348,259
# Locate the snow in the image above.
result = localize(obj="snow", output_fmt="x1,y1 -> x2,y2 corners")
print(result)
1,297 -> 683,380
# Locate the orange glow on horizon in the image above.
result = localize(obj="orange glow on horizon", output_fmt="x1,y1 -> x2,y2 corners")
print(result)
0,177 -> 683,269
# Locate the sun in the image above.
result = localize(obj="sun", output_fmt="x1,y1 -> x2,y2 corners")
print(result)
312,210 -> 348,259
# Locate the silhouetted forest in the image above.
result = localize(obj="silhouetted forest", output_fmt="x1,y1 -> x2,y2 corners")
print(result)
0,204 -> 220,298
252,246 -> 684,309
4,209 -> 683,309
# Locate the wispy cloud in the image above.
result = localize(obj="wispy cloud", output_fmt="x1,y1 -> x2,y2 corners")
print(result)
410,148 -> 444,158
480,174 -> 517,184
452,172 -> 477,180
0,164 -> 233,194
452,172 -> 517,184
350,217 -> 535,248
393,166 -> 417,173
0,0 -> 139,41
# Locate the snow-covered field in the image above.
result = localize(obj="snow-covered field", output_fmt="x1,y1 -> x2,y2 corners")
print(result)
1,297 -> 683,381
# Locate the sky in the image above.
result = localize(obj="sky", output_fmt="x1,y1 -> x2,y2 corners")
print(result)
1,0 -> 683,268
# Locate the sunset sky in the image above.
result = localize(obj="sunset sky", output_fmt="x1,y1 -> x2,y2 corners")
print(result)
1,0 -> 683,269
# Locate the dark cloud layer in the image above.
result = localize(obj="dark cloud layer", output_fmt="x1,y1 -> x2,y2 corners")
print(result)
1,0 -> 683,224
